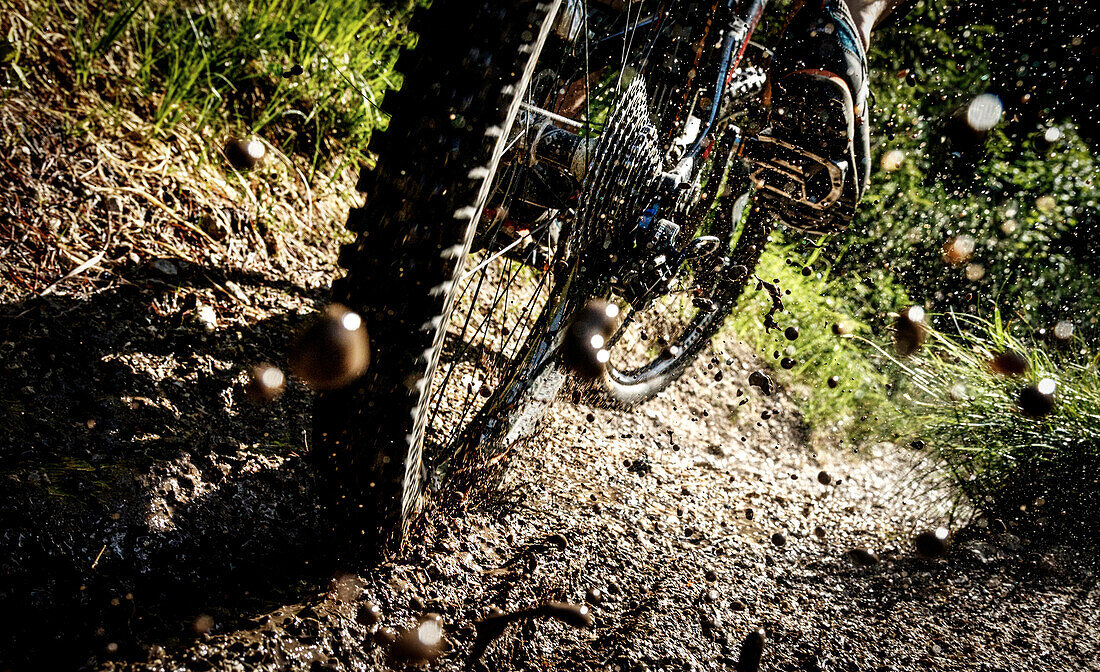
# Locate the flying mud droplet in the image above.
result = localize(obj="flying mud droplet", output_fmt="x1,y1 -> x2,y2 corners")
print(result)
816,470 -> 831,485
831,321 -> 853,337
585,587 -> 603,605
783,326 -> 799,341
373,626 -> 397,646
780,357 -> 796,370
390,613 -> 446,665
748,371 -> 773,396
941,235 -> 975,266
880,148 -> 905,172
965,93 -> 1002,131
245,364 -> 286,403
990,350 -> 1028,376
1017,379 -> 1056,418
289,304 -> 370,390
192,614 -> 214,635
563,299 -> 620,379
1052,320 -> 1074,341
542,602 -> 594,628
356,602 -> 383,627
893,306 -> 926,357
914,527 -> 950,558
814,526 -> 826,538
737,627 -> 766,672
846,547 -> 879,567
223,136 -> 266,170
282,63 -> 304,78
827,375 -> 840,389
770,533 -> 786,547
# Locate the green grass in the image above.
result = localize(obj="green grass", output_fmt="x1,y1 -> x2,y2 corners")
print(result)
885,311 -> 1100,540
730,233 -> 909,447
13,0 -> 418,175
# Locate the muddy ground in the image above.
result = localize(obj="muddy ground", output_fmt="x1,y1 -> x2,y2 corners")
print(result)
2,88 -> 1098,671
2,256 -> 1098,672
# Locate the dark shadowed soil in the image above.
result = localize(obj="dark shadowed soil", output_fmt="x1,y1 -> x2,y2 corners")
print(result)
2,263 -> 1098,672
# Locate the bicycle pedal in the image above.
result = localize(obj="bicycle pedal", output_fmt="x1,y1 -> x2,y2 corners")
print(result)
740,134 -> 847,210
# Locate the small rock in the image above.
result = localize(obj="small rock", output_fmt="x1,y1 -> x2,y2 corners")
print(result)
151,258 -> 179,276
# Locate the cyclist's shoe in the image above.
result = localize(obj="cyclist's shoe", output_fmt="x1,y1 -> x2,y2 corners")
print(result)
751,0 -> 870,234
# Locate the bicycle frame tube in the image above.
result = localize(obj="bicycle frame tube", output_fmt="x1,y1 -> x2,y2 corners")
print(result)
686,0 -> 769,158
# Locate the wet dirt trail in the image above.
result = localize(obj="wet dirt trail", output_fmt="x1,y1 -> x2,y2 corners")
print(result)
2,271 -> 1097,672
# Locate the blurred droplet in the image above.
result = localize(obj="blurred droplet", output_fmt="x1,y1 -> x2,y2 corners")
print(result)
941,235 -> 975,266
193,614 -> 214,635
246,364 -> 286,403
1043,127 -> 1062,144
1053,320 -> 1074,341
964,263 -> 985,281
893,306 -> 926,357
223,137 -> 266,170
542,602 -> 594,628
880,149 -> 905,172
1036,195 -> 1057,214
990,351 -> 1028,376
390,614 -> 445,664
914,528 -> 949,558
1017,380 -> 1055,418
965,94 -> 1002,131
846,547 -> 879,566
563,300 -> 619,379
737,628 -> 766,672
288,304 -> 370,390
356,602 -> 382,627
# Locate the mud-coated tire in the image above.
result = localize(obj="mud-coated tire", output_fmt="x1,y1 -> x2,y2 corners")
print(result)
314,0 -> 560,559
